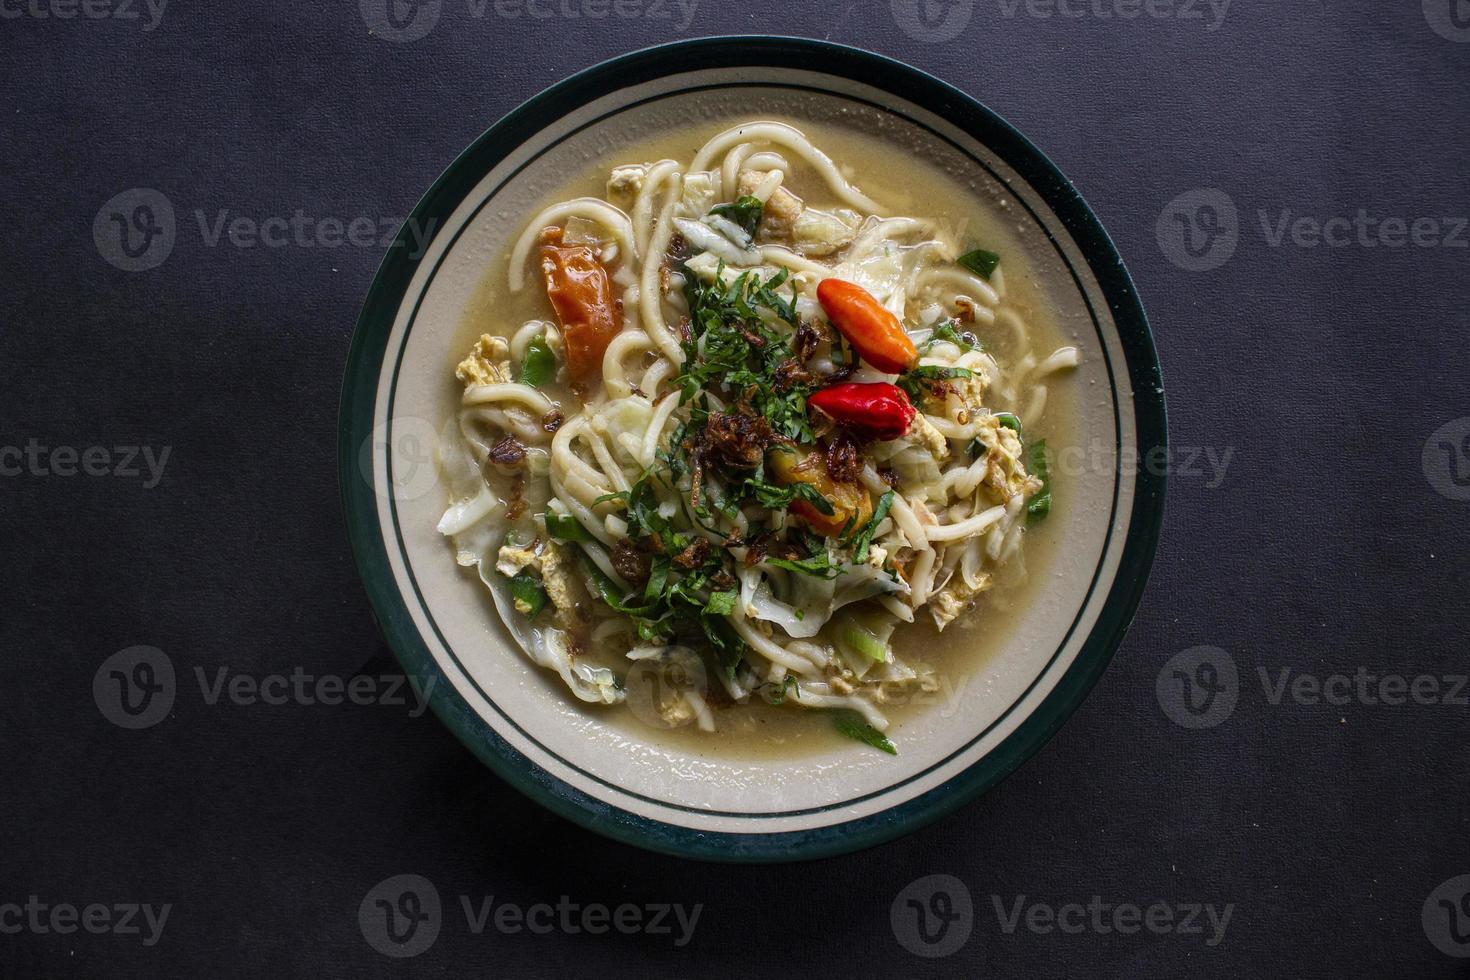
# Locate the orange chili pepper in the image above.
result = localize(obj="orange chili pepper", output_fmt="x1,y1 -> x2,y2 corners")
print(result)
539,227 -> 619,382
816,278 -> 918,375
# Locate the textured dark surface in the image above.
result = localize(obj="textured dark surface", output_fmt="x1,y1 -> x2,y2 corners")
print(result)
3,2 -> 1468,976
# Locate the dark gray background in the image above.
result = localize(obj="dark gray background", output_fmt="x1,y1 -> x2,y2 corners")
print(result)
3,0 -> 1468,976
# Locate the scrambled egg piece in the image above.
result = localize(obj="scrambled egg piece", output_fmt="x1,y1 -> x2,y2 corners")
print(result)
971,414 -> 1042,501
737,170 -> 804,241
538,541 -> 577,616
495,544 -> 537,579
909,413 -> 951,462
957,365 -> 990,408
607,164 -> 647,209
825,659 -> 859,692
455,334 -> 513,387
494,540 -> 578,617
931,572 -> 993,631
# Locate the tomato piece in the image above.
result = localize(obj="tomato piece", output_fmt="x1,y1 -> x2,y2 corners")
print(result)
767,446 -> 873,537
539,227 -> 619,383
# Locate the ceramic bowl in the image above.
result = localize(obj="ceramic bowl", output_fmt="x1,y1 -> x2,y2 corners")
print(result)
339,36 -> 1166,862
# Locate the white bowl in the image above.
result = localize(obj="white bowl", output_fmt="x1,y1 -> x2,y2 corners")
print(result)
339,37 -> 1167,861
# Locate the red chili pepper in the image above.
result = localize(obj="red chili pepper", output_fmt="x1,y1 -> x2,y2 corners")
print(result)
817,278 -> 918,375
808,382 -> 916,441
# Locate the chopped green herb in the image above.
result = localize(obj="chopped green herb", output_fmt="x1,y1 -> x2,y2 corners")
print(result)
503,569 -> 548,619
636,618 -> 670,644
966,436 -> 988,460
924,320 -> 981,353
643,556 -> 671,601
578,474 -> 750,673
704,590 -> 739,616
762,676 -> 800,705
897,365 -> 974,400
543,512 -> 592,542
600,474 -> 675,544
708,195 -> 765,238
746,478 -> 836,517
678,265 -> 811,444
832,710 -> 897,755
701,615 -> 746,678
1026,439 -> 1052,521
958,248 -> 1001,280
850,490 -> 895,565
766,552 -> 839,579
995,412 -> 1022,434
518,334 -> 557,387
580,555 -> 659,618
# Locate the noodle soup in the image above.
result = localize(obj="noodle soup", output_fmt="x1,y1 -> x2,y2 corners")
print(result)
437,117 -> 1081,758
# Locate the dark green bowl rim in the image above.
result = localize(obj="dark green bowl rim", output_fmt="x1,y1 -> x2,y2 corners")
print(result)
338,36 -> 1167,863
